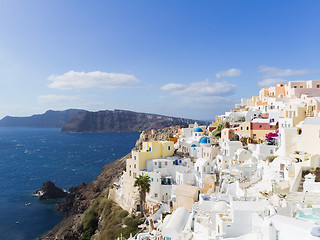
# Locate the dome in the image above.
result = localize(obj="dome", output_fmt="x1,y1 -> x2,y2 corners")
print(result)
191,144 -> 196,147
194,127 -> 203,133
199,137 -> 210,144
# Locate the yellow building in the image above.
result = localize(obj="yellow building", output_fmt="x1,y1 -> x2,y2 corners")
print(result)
237,119 -> 277,143
279,103 -> 306,128
126,141 -> 174,180
238,121 -> 251,138
247,96 -> 259,107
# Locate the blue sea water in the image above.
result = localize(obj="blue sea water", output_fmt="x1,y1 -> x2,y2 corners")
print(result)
0,127 -> 140,240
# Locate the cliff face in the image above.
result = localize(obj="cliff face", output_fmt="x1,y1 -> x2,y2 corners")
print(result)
61,109 -> 209,133
38,153 -> 131,240
0,109 -> 85,128
134,125 -> 181,150
38,126 -> 180,240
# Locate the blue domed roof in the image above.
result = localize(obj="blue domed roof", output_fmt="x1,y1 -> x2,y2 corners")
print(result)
199,137 -> 210,144
194,127 -> 203,133
191,144 -> 196,147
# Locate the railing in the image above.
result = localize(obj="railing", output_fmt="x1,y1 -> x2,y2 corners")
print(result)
306,110 -> 314,117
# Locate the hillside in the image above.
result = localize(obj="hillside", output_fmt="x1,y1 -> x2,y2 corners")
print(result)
0,109 -> 85,128
61,109 -> 209,133
37,126 -> 176,239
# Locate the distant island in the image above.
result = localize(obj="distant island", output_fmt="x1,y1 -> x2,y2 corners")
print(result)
0,109 -> 85,128
0,109 -> 209,133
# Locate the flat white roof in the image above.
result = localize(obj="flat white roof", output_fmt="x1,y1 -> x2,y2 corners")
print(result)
304,117 -> 320,125
251,118 -> 269,123
232,200 -> 267,211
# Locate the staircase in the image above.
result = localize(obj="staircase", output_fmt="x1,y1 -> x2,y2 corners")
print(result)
297,176 -> 305,192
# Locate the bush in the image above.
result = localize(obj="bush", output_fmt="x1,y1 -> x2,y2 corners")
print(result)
81,193 -> 144,240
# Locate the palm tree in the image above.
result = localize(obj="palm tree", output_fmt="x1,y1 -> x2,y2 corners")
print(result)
134,174 -> 151,216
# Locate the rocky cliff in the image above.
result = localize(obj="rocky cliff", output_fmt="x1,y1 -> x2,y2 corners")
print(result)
38,126 -> 181,240
61,109 -> 209,133
37,153 -> 131,240
134,125 -> 181,150
0,109 -> 85,128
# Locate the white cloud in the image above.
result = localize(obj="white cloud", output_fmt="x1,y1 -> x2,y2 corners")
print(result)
216,68 -> 242,78
257,78 -> 288,87
48,71 -> 139,90
160,83 -> 185,91
37,94 -> 80,104
160,79 -> 237,114
258,66 -> 310,78
161,79 -> 237,96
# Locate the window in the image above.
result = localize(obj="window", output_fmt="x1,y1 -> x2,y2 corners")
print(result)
241,126 -> 243,130
298,129 -> 302,135
149,147 -> 151,152
168,146 -> 171,150
270,126 -> 273,129
259,125 -> 262,128
317,84 -> 320,88
300,85 -> 303,88
134,164 -> 136,168
270,150 -> 273,154
155,162 -> 157,165
246,126 -> 249,130
253,134 -> 257,139
151,178 -> 153,182
155,193 -> 158,197
133,173 -> 137,178
294,85 -> 297,88
129,171 -> 131,176
134,156 -> 136,160
165,162 -> 168,166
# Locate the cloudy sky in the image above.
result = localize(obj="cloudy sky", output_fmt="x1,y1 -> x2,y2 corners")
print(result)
0,0 -> 319,120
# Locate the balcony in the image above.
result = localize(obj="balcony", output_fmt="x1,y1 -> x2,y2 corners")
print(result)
306,110 -> 314,117
161,176 -> 173,185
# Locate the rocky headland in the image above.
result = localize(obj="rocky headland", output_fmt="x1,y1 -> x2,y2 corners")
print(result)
0,109 -> 85,128
37,127 -> 177,240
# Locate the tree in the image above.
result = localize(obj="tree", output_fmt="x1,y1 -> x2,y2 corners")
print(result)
212,121 -> 226,138
133,174 -> 151,216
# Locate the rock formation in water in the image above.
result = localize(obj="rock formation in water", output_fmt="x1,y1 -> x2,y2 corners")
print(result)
34,180 -> 68,200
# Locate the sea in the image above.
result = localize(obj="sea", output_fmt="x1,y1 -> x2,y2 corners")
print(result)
0,127 -> 140,240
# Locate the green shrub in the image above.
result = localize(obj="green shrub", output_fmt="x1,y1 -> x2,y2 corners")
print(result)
81,194 -> 144,240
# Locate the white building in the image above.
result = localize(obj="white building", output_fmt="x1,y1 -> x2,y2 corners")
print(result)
194,158 -> 215,187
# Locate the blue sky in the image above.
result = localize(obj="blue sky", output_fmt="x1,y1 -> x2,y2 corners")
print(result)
0,0 -> 319,120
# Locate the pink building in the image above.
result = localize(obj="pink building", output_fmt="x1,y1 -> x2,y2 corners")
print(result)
285,80 -> 320,98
